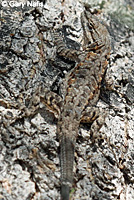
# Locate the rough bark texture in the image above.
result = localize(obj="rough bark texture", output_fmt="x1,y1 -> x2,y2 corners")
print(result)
0,0 -> 134,200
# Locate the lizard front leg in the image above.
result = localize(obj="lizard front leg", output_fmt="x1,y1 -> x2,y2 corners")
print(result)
53,31 -> 86,63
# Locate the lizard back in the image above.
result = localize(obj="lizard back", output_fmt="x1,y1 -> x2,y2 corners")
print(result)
54,9 -> 111,200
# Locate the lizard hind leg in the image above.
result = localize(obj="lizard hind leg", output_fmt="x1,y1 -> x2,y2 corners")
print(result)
81,106 -> 108,141
40,88 -> 63,118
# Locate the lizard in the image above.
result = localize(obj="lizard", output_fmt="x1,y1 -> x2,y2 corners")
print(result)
42,7 -> 111,200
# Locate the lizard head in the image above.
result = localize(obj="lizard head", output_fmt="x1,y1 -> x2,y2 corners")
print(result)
81,9 -> 111,54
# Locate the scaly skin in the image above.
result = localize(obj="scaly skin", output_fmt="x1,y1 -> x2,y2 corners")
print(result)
53,8 -> 111,200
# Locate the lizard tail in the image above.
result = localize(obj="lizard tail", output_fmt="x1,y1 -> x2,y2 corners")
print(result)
61,184 -> 70,200
60,135 -> 75,200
